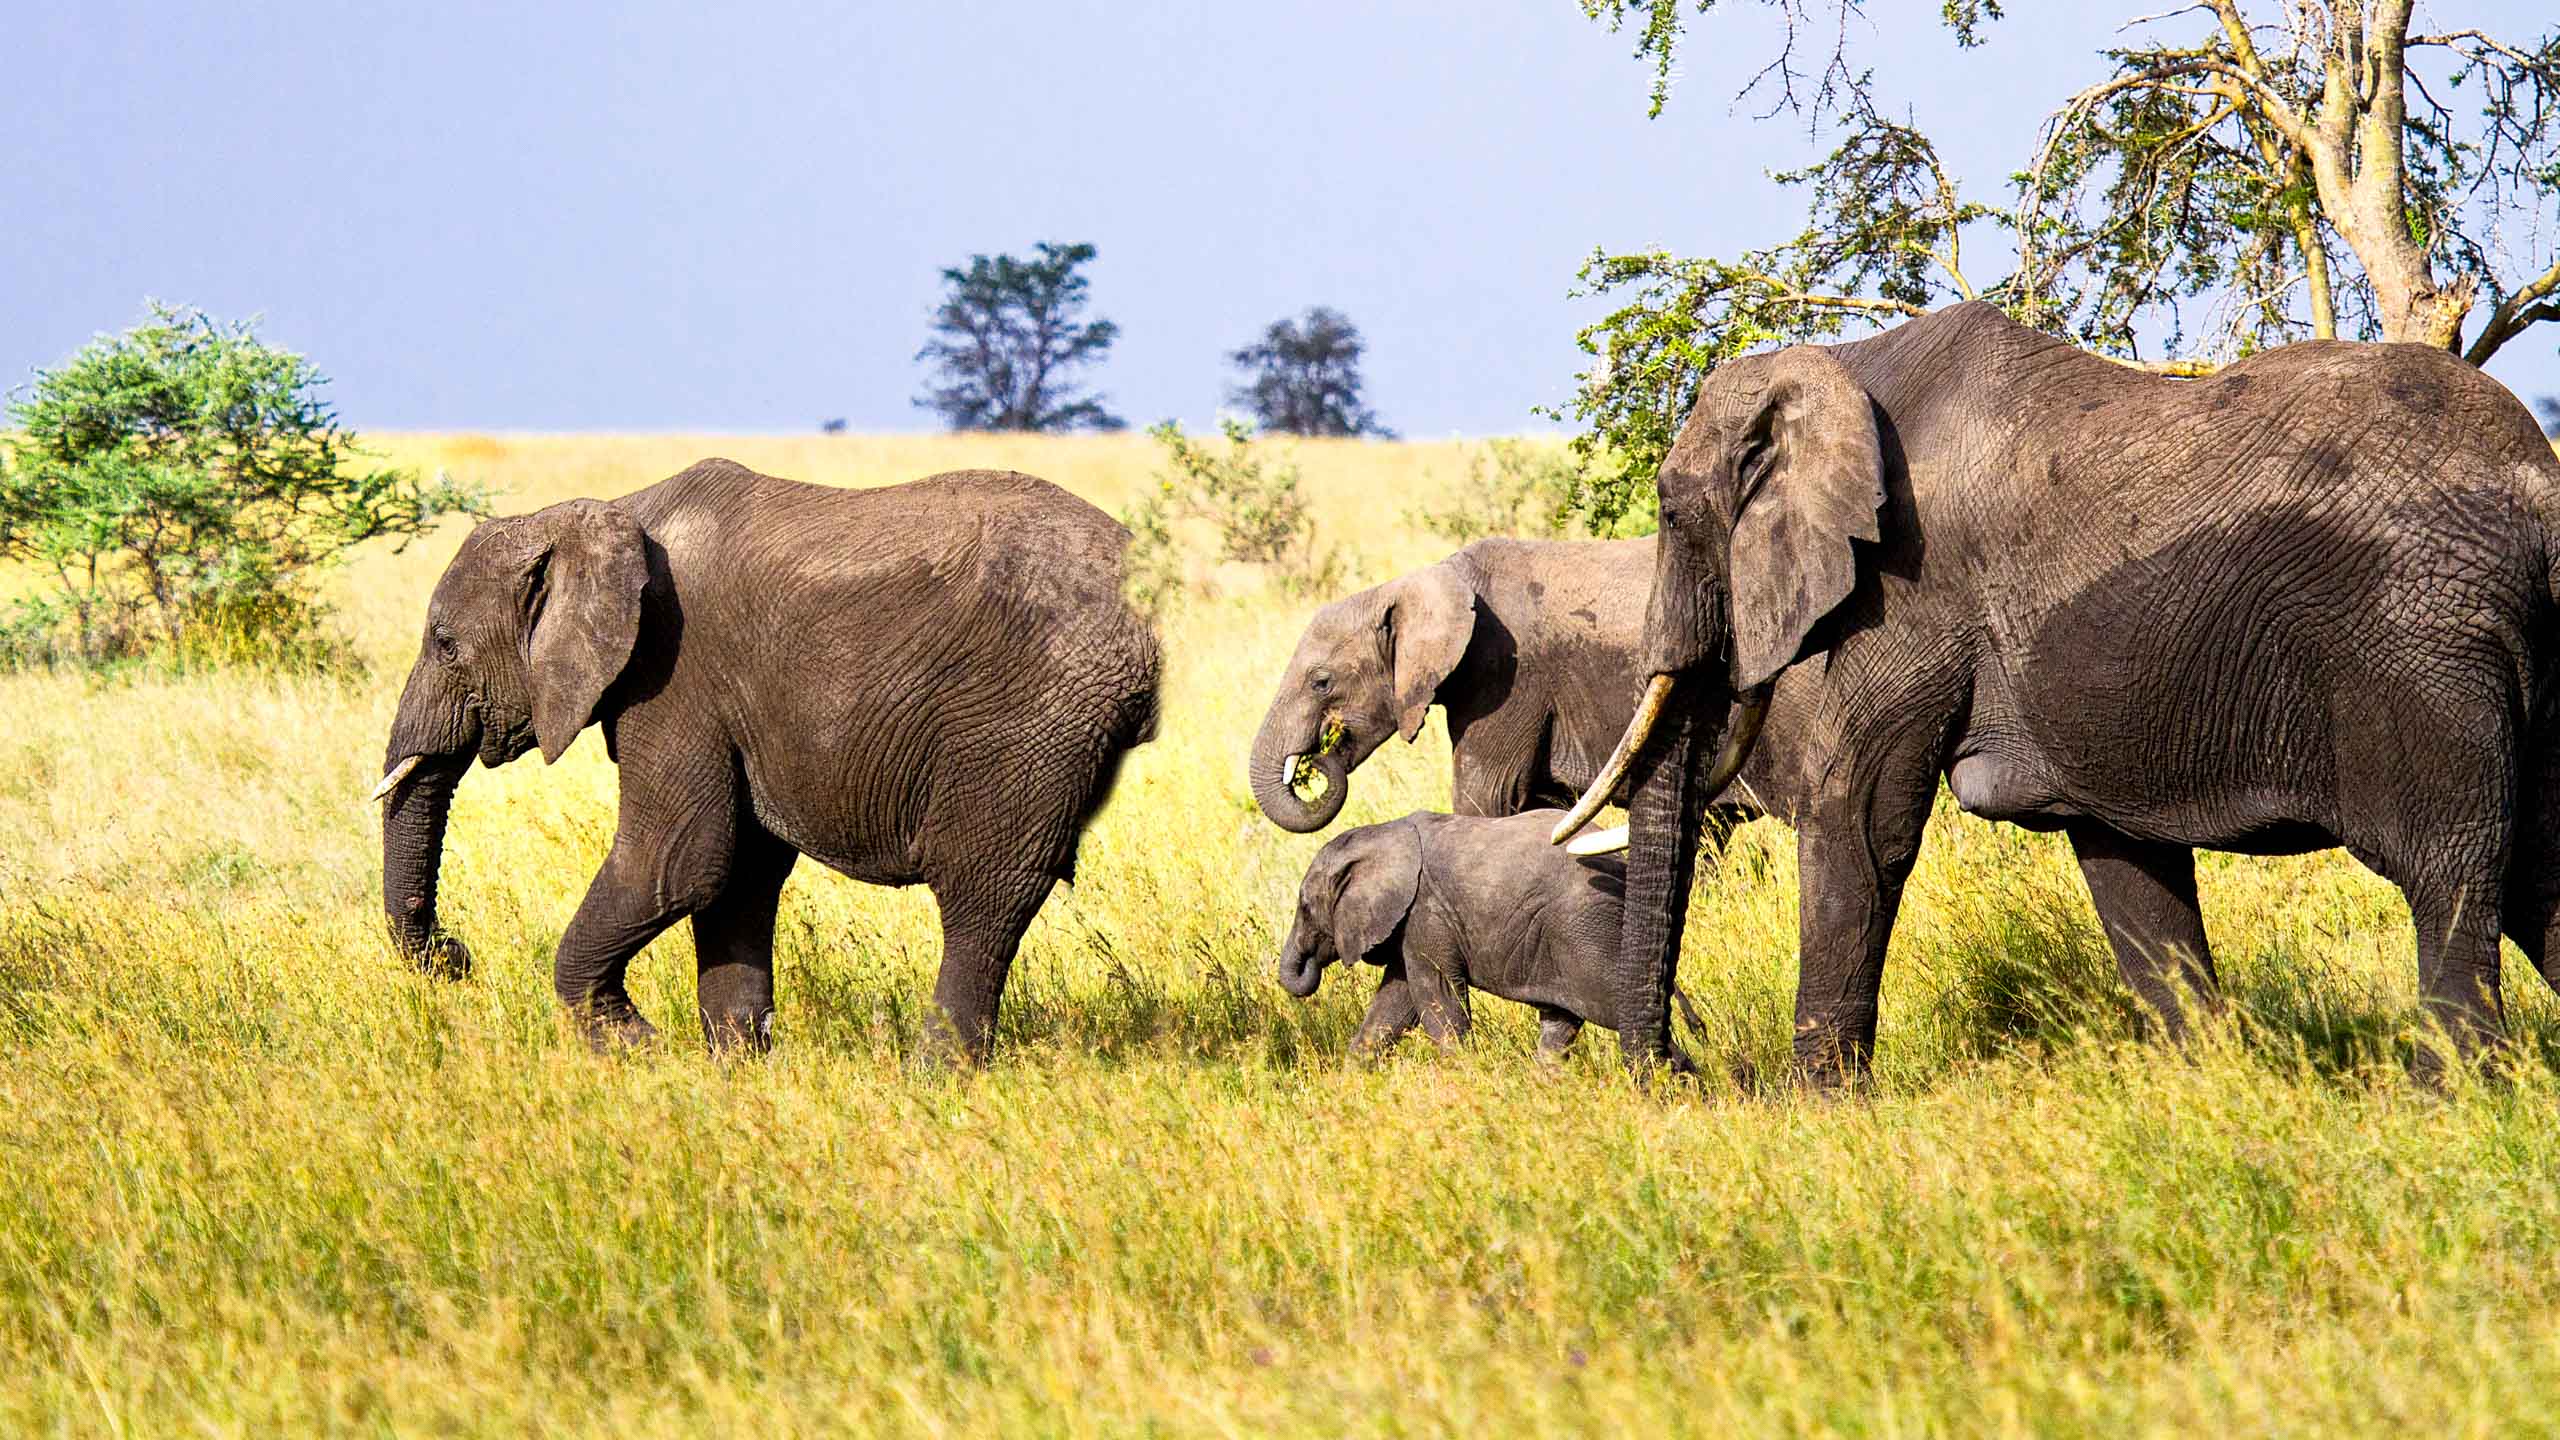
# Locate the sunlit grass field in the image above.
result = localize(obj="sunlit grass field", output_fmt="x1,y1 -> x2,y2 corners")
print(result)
4,431 -> 2559,1435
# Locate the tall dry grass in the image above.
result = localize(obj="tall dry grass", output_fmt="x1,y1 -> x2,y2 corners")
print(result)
0,432 -> 2555,1435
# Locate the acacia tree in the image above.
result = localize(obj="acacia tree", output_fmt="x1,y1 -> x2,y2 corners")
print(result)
1227,307 -> 1391,437
1560,1 -> 2560,526
0,304 -> 484,666
914,241 -> 1124,432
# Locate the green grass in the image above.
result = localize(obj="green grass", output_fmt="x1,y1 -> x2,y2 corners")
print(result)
2,433 -> 2557,1435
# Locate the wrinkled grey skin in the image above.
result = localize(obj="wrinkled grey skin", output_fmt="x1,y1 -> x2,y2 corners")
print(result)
1252,539 -> 2219,1052
1594,301 -> 2560,1085
377,460 -> 1160,1062
1278,809 -> 1699,1068
1250,539 -> 1709,828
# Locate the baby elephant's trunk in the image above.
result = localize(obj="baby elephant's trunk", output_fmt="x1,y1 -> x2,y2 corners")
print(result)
1276,923 -> 1325,999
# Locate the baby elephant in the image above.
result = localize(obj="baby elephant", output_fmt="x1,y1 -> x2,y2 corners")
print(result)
1277,809 -> 1700,1068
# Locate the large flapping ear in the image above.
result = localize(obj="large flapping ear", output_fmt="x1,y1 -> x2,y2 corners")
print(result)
1379,563 -> 1475,742
525,499 -> 649,763
1727,347 -> 1887,690
1328,820 -> 1423,964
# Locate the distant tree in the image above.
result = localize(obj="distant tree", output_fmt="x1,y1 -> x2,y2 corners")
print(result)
819,417 -> 848,435
914,241 -> 1124,432
2540,396 -> 2560,438
1227,307 -> 1390,437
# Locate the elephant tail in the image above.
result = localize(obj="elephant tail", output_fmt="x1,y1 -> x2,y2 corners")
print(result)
1671,983 -> 1710,1044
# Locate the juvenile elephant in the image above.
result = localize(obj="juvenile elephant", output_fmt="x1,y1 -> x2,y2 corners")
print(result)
1252,538 -> 2224,1043
1554,301 -> 2560,1083
373,459 -> 1160,1061
1277,810 -> 1701,1067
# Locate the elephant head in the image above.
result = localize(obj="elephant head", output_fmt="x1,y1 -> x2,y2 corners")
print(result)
1249,564 -> 1475,832
1276,820 -> 1423,998
1552,346 -> 1885,1065
373,499 -> 650,976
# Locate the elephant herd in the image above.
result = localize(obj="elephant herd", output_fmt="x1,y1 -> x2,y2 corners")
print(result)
376,303 -> 2560,1084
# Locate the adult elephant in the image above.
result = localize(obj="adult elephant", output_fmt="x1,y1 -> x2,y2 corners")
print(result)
373,459 -> 1160,1062
1553,301 -> 2560,1084
1252,535 -> 2217,1051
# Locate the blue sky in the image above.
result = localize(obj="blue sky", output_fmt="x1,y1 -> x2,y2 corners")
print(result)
6,2 -> 2554,434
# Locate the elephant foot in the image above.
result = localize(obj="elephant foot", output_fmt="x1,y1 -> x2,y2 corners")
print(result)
397,933 -> 474,981
571,999 -> 659,1053
702,1010 -> 775,1057
910,1013 -> 995,1073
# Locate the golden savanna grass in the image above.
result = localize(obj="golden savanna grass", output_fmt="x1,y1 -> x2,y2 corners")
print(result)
4,432 -> 2559,1436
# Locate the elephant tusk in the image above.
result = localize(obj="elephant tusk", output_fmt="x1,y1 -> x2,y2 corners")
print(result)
1550,674 -> 1676,845
370,753 -> 424,804
1566,824 -> 1629,857
1699,686 -> 1772,797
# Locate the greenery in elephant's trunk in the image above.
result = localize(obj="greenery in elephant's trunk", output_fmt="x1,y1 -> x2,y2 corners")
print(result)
1288,714 -> 1349,795
6,432 -> 2560,1435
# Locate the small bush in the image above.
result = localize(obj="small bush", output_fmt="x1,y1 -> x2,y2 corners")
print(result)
1408,438 -> 1627,543
0,304 -> 487,670
1121,420 -> 1344,615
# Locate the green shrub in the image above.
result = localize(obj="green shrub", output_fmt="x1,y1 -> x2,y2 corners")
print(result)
1120,420 -> 1344,615
0,304 -> 487,670
1408,437 -> 1640,543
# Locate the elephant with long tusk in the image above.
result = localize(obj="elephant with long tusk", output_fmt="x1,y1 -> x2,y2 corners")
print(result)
1250,535 -> 2229,1058
1556,300 -> 2560,1087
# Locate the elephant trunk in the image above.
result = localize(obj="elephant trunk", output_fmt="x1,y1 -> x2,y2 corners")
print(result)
378,658 -> 478,979
380,756 -> 472,978
1277,941 -> 1324,999
1613,675 -> 1717,1074
1250,704 -> 1349,834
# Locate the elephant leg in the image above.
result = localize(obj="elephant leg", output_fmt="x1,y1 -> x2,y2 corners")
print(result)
692,825 -> 799,1055
555,841 -> 719,1048
1534,1006 -> 1583,1061
1791,739 -> 1940,1088
2407,864 -> 2510,1075
2338,687 -> 2516,1074
1351,961 -> 1422,1059
2067,822 -> 2218,1041
2501,738 -> 2560,992
1405,964 -> 1473,1050
923,866 -> 1057,1065
555,761 -> 739,1048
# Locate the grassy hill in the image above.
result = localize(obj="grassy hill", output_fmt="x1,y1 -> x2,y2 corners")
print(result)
0,433 -> 2553,1434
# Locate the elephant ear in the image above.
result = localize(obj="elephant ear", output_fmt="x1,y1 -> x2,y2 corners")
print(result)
1727,346 -> 1887,690
525,499 -> 649,763
1380,563 -> 1475,742
1329,820 -> 1423,964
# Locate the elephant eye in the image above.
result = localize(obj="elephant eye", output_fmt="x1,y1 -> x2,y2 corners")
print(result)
1310,671 -> 1332,695
432,627 -> 460,664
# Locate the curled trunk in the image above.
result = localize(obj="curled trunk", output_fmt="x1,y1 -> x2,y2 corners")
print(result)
1249,706 -> 1349,834
1277,925 -> 1324,998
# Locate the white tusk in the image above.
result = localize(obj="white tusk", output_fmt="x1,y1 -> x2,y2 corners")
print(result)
1550,674 -> 1676,845
1699,687 -> 1772,797
369,753 -> 424,804
1566,825 -> 1629,857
